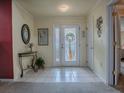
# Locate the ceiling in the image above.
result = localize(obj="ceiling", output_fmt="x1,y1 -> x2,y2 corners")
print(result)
17,0 -> 98,17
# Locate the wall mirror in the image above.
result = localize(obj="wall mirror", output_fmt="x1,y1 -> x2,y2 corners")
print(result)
21,24 -> 30,44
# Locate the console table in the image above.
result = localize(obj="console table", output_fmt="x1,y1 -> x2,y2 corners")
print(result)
18,51 -> 37,78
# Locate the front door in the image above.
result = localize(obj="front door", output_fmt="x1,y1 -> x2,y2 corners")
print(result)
53,25 -> 80,66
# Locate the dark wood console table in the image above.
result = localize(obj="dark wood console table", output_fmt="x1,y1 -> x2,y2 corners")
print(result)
18,51 -> 37,78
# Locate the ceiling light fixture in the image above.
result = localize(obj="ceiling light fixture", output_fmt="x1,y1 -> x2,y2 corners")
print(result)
59,4 -> 69,12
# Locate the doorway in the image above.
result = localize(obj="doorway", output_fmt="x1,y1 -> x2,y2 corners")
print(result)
116,15 -> 124,92
113,4 -> 124,92
53,25 -> 80,66
107,0 -> 124,87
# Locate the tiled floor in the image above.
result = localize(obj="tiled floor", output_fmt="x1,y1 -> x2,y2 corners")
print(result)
16,67 -> 102,83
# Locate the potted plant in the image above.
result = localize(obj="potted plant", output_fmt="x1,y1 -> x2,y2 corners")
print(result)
35,57 -> 45,69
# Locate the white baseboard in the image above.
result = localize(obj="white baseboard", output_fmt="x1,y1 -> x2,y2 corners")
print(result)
0,79 -> 14,82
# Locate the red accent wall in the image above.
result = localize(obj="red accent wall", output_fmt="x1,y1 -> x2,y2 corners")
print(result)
0,0 -> 13,78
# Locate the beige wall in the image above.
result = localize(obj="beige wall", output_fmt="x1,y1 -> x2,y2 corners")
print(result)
87,0 -> 109,82
12,0 -> 36,79
34,16 -> 87,67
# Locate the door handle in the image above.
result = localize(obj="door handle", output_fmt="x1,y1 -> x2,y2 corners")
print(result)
61,44 -> 64,48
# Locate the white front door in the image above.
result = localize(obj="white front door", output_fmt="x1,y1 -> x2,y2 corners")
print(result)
53,25 -> 80,66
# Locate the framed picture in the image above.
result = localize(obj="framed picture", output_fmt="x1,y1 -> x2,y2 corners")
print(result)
38,28 -> 48,46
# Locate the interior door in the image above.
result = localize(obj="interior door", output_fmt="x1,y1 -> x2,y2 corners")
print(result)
53,25 -> 80,66
87,16 -> 94,70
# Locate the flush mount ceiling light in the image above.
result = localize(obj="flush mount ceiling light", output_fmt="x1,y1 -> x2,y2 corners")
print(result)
59,4 -> 69,12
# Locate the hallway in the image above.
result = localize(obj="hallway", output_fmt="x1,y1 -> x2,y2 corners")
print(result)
16,67 -> 101,83
0,0 -> 123,93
